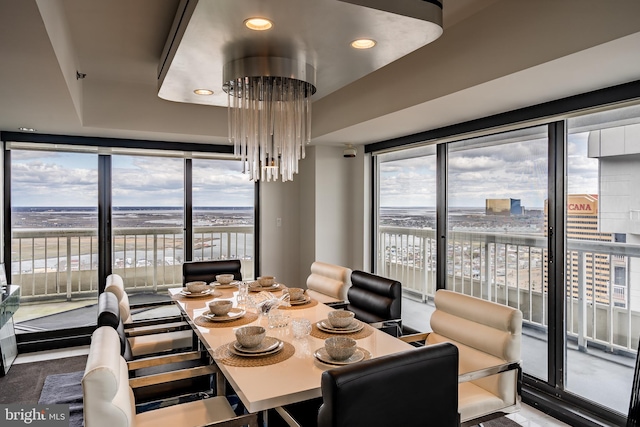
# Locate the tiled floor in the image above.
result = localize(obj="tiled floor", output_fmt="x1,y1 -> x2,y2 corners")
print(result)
13,343 -> 571,426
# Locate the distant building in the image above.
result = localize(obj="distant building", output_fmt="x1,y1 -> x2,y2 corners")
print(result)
486,198 -> 523,216
544,194 -> 621,306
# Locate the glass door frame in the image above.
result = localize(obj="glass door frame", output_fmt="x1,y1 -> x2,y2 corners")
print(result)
1,133 -> 257,352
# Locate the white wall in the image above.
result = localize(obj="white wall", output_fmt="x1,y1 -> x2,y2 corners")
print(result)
260,144 -> 369,288
259,174 -> 301,288
298,148 -> 316,287
314,145 -> 350,265
348,150 -> 370,271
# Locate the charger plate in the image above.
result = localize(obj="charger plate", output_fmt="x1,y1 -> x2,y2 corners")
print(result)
211,281 -> 239,289
233,336 -> 281,354
314,347 -> 370,366
315,348 -> 364,365
229,340 -> 284,357
310,322 -> 374,340
202,307 -> 246,322
316,319 -> 364,334
290,295 -> 311,305
248,283 -> 282,292
281,298 -> 318,310
194,311 -> 259,328
174,289 -> 222,299
213,341 -> 295,367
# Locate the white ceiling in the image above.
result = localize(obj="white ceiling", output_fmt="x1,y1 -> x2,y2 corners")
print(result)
1,0 -> 640,148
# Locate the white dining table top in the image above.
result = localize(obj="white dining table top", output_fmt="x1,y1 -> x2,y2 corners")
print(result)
169,286 -> 414,413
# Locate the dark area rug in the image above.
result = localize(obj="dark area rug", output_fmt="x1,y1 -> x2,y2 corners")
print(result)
0,355 -> 87,404
39,370 -> 84,427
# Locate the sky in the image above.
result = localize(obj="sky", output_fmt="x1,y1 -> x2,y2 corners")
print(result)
10,131 -> 598,209
379,131 -> 598,209
10,151 -> 255,207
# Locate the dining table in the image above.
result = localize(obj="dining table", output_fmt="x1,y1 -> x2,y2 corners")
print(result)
169,282 -> 414,425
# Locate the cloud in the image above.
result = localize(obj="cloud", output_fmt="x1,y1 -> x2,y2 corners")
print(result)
12,152 -> 254,207
12,158 -> 98,206
380,135 -> 572,208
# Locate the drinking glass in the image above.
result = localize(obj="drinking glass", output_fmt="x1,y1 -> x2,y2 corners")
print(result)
237,281 -> 249,308
292,318 -> 312,338
267,308 -> 290,328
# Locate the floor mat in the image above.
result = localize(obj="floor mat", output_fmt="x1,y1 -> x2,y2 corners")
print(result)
38,370 -> 84,427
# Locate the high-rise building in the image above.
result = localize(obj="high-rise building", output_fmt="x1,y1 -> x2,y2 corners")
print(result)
486,198 -> 523,216
544,194 -> 620,305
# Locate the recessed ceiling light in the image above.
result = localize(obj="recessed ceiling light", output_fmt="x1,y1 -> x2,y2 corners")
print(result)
18,127 -> 36,132
194,89 -> 213,95
244,17 -> 273,31
351,39 -> 376,49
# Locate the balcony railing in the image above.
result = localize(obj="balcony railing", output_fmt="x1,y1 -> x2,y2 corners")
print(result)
11,225 -> 254,302
379,225 -> 640,354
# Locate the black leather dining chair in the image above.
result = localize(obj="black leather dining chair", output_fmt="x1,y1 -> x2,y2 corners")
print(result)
182,259 -> 243,284
346,270 -> 401,324
317,342 -> 460,427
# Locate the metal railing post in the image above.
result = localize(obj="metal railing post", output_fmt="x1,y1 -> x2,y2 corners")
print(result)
578,251 -> 587,351
153,234 -> 158,291
66,236 -> 72,301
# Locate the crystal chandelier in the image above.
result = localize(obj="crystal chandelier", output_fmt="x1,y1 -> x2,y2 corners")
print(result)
224,57 -> 317,182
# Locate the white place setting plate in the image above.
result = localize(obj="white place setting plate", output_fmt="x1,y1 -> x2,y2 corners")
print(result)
289,294 -> 312,305
203,307 -> 246,322
248,283 -> 282,292
179,288 -> 220,298
229,337 -> 284,357
210,281 -> 239,289
314,347 -> 365,366
316,319 -> 364,334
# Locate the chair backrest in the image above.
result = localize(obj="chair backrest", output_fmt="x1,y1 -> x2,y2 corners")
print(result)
428,290 -> 522,420
105,274 -> 133,324
182,259 -> 242,284
346,271 -> 401,323
97,291 -> 134,360
317,343 -> 459,427
306,261 -> 352,301
82,326 -> 135,427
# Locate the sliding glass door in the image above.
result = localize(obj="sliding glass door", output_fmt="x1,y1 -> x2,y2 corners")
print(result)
446,126 -> 549,380
192,158 -> 255,279
565,104 -> 640,414
375,146 -> 437,330
10,148 -> 98,333
111,155 -> 184,294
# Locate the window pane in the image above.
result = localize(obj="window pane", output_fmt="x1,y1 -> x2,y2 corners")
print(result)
112,155 -> 183,293
565,104 -> 640,414
192,159 -> 255,279
447,127 -> 549,381
11,150 -> 98,333
376,145 -> 437,331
